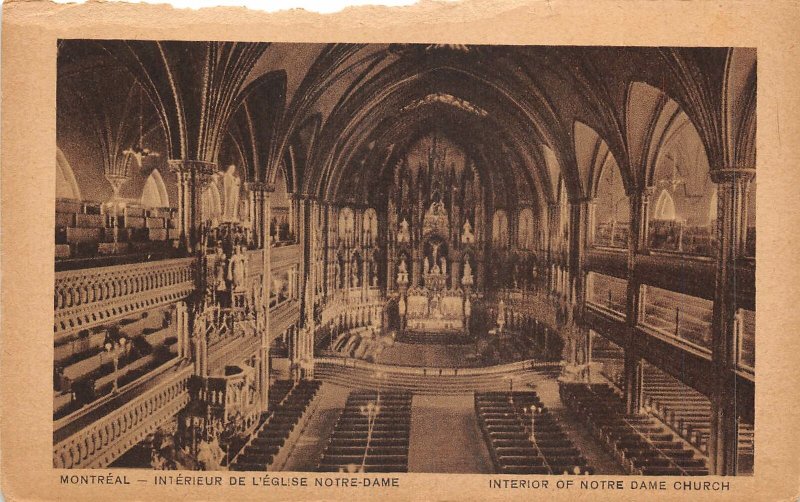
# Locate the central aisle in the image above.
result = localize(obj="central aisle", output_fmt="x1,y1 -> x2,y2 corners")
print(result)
407,394 -> 494,473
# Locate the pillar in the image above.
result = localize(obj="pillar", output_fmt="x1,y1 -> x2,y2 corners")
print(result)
623,188 -> 649,414
176,301 -> 189,359
708,168 -> 755,475
255,183 -> 274,411
168,160 -> 216,253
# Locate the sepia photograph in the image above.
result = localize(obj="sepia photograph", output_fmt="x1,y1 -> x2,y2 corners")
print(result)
50,40 -> 756,478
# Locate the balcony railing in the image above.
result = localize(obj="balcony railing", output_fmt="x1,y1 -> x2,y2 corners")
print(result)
54,258 -> 194,338
53,362 -> 192,468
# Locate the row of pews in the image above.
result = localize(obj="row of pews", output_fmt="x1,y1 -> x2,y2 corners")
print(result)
475,391 -> 593,475
56,199 -> 179,260
641,364 -> 754,473
560,383 -> 708,476
230,380 -> 322,471
318,389 -> 412,473
642,363 -> 711,453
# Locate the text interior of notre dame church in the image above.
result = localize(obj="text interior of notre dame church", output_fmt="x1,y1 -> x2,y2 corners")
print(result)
53,41 -> 756,476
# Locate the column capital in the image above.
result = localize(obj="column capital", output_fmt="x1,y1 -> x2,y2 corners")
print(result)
710,167 -> 756,184
567,197 -> 592,206
245,181 -> 275,193
167,159 -> 218,176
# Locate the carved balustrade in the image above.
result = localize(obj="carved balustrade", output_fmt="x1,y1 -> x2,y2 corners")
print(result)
54,258 -> 195,337
271,243 -> 301,270
52,365 -> 192,469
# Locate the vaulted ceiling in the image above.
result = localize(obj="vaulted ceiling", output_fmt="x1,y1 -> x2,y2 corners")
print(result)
57,41 -> 756,213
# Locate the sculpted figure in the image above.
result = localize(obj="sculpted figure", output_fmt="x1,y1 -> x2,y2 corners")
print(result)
398,218 -> 410,243
462,219 -> 475,243
221,164 -> 241,221
228,245 -> 247,291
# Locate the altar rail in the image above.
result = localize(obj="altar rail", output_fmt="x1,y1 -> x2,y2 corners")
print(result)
53,362 -> 192,468
314,357 -> 564,395
54,258 -> 195,338
315,356 -> 562,377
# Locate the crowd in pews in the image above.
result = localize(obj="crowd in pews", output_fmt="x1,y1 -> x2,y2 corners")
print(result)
475,391 -> 593,475
318,390 -> 412,473
230,380 -> 321,471
560,383 -> 709,476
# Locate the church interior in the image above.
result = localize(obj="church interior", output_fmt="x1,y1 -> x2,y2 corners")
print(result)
53,41 -> 756,476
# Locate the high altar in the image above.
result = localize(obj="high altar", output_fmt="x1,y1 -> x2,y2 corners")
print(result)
388,134 -> 481,337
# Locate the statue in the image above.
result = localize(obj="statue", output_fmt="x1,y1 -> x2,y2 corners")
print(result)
397,218 -> 410,243
214,247 -> 227,291
398,256 -> 408,274
462,258 -> 473,285
440,256 -> 447,275
228,245 -> 247,291
519,224 -> 531,249
461,219 -> 475,244
423,256 -> 430,274
221,164 -> 241,221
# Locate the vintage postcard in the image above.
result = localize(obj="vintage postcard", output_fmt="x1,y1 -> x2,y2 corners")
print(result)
2,0 -> 799,500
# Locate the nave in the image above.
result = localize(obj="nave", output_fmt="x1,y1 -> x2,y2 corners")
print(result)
53,42 -> 755,476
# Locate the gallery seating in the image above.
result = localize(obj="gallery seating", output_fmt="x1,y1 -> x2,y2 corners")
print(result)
560,382 -> 709,476
230,380 -> 321,471
55,199 -> 180,264
53,306 -> 178,420
317,389 -> 412,473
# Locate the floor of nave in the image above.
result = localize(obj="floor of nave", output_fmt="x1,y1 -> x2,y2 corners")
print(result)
280,383 -> 350,472
372,342 -> 478,368
281,374 -> 626,474
407,394 -> 494,473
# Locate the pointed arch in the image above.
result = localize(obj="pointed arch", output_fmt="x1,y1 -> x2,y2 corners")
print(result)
654,189 -> 678,221
56,148 -> 82,200
201,179 -> 223,223
723,48 -> 757,169
626,81 -> 709,191
140,168 -> 170,207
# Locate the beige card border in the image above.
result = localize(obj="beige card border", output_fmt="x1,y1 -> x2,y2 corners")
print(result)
2,1 -> 800,500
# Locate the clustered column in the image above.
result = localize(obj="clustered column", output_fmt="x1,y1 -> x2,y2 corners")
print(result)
169,159 -> 217,253
621,187 -> 651,414
256,183 -> 274,410
708,168 -> 755,475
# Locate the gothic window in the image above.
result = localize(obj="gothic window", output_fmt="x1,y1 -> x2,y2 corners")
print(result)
492,210 -> 509,248
517,208 -> 535,250
593,159 -> 629,248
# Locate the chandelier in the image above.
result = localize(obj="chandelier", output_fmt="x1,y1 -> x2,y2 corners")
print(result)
122,84 -> 160,170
